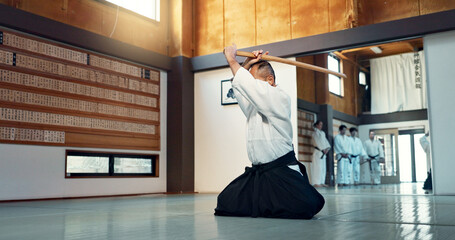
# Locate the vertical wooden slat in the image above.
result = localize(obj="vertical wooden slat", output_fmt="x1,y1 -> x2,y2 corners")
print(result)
357,0 -> 374,26
224,0 -> 256,50
364,0 -> 420,24
296,56 -> 316,103
67,0 -> 103,35
256,0 -> 291,45
194,0 -> 224,56
291,0 -> 329,39
314,54 -> 329,105
182,0 -> 193,57
19,0 -> 67,23
329,0 -> 348,32
420,0 -> 455,15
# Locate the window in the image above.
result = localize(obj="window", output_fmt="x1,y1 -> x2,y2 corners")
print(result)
328,54 -> 343,96
359,71 -> 367,85
66,151 -> 158,177
104,0 -> 160,21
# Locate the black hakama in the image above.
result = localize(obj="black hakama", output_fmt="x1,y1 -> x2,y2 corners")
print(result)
214,151 -> 325,219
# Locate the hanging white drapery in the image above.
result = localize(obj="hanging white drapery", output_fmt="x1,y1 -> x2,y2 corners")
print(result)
370,51 -> 427,114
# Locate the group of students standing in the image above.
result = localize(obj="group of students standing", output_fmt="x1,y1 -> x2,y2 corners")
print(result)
311,121 -> 385,187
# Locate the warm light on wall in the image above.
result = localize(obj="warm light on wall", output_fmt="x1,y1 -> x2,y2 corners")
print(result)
106,0 -> 160,21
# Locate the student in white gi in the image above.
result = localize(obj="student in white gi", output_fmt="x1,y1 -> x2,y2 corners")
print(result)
349,127 -> 366,185
420,132 -> 432,190
334,125 -> 351,186
215,44 -> 325,219
363,130 -> 384,185
311,120 -> 331,187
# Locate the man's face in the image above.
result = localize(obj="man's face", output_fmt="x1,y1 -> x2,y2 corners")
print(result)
369,131 -> 375,140
351,130 -> 357,137
316,122 -> 323,130
340,128 -> 346,135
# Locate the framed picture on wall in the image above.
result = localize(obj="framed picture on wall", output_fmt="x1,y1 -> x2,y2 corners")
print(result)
221,79 -> 238,105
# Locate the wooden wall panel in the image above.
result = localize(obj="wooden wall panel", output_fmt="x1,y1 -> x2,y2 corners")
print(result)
224,0 -> 256,50
296,56 -> 316,103
256,0 -> 291,45
181,0 -> 194,57
329,0 -> 348,32
314,54 -> 329,105
67,0 -> 103,35
291,0 -> 330,39
194,0 -> 224,56
358,0 -> 419,25
0,0 -> 169,56
65,132 -> 159,150
169,0 -> 182,57
19,0 -> 67,23
328,56 -> 358,116
168,0 -> 193,57
357,0 -> 374,26
420,0 -> 455,15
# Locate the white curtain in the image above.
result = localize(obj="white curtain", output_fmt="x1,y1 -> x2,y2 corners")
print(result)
370,51 -> 427,114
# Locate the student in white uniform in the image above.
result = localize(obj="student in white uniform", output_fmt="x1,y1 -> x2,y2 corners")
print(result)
420,132 -> 432,190
334,125 -> 351,187
311,120 -> 331,187
349,128 -> 366,185
215,44 -> 325,219
363,130 -> 384,185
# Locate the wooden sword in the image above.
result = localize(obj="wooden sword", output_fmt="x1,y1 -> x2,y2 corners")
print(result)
236,50 -> 347,79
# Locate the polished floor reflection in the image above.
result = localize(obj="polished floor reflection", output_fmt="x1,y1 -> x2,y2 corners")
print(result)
1,184 -> 454,240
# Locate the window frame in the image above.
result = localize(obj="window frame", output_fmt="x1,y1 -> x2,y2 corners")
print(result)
327,54 -> 344,97
359,71 -> 367,86
97,0 -> 160,22
65,150 -> 158,178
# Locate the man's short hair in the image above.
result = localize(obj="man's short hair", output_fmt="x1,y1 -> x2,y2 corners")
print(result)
313,120 -> 322,128
250,60 -> 276,83
339,125 -> 347,131
349,127 -> 357,133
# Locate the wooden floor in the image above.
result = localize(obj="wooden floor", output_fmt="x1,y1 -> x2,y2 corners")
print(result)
1,183 -> 455,240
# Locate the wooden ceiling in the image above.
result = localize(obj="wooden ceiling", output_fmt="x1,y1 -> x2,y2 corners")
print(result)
336,38 -> 423,68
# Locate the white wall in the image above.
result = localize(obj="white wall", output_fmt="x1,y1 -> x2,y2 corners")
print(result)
424,31 -> 455,195
0,71 -> 167,201
194,60 -> 298,193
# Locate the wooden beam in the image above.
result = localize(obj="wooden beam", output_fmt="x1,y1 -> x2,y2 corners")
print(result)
405,42 -> 416,52
340,45 -> 375,54
333,51 -> 369,73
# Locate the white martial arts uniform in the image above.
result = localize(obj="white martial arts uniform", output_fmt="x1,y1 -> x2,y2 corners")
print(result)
231,68 -> 296,171
363,139 -> 384,184
419,135 -> 431,172
334,134 -> 352,185
311,128 -> 331,185
215,64 -> 325,219
350,137 -> 367,184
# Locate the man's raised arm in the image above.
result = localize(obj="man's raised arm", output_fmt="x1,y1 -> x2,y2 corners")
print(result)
224,44 -> 241,76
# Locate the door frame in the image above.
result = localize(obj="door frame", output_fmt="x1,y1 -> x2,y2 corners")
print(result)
374,128 -> 400,184
398,129 -> 425,182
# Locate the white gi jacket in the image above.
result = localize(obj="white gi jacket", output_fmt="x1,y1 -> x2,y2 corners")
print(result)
312,128 -> 331,154
350,137 -> 367,158
420,135 -> 431,170
334,134 -> 351,158
363,139 -> 384,159
232,68 -> 293,165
